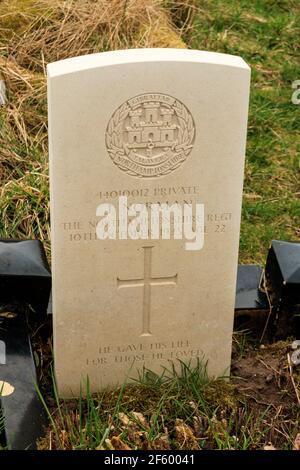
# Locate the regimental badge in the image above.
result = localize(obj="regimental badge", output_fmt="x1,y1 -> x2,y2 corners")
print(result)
106,93 -> 195,178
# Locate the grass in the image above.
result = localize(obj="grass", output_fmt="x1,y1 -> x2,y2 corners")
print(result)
187,0 -> 300,263
36,357 -> 298,450
0,0 -> 299,451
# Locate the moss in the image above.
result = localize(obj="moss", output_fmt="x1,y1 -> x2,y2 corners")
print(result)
203,380 -> 240,410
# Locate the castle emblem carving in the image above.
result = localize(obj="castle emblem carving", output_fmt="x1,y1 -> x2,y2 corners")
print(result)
106,93 -> 195,178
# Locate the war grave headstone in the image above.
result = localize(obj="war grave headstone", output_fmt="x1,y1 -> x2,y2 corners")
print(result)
47,49 -> 251,396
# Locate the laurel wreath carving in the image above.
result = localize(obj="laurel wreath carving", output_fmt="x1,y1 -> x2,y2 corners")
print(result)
106,98 -> 195,178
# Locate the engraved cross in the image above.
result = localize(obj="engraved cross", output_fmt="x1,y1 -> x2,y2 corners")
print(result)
117,246 -> 178,336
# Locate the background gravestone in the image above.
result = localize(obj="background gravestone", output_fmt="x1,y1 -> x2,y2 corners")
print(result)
48,49 -> 250,396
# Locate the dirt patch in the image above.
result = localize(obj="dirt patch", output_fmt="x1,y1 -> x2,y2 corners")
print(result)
231,346 -> 293,407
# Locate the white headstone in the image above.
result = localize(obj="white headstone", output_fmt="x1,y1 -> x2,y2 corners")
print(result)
48,49 -> 250,396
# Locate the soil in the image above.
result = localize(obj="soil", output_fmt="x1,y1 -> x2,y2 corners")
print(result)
231,344 -> 294,407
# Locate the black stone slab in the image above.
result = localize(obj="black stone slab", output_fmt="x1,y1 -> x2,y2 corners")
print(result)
0,314 -> 46,449
265,240 -> 300,309
0,239 -> 51,314
235,265 -> 268,310
234,265 -> 269,333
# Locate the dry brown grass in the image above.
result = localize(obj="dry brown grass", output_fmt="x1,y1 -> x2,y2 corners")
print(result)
0,0 -> 190,147
1,0 -> 188,72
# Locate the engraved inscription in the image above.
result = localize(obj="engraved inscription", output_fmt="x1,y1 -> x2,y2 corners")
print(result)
62,209 -> 232,243
106,93 -> 195,178
85,339 -> 205,366
117,246 -> 178,336
98,185 -> 200,200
